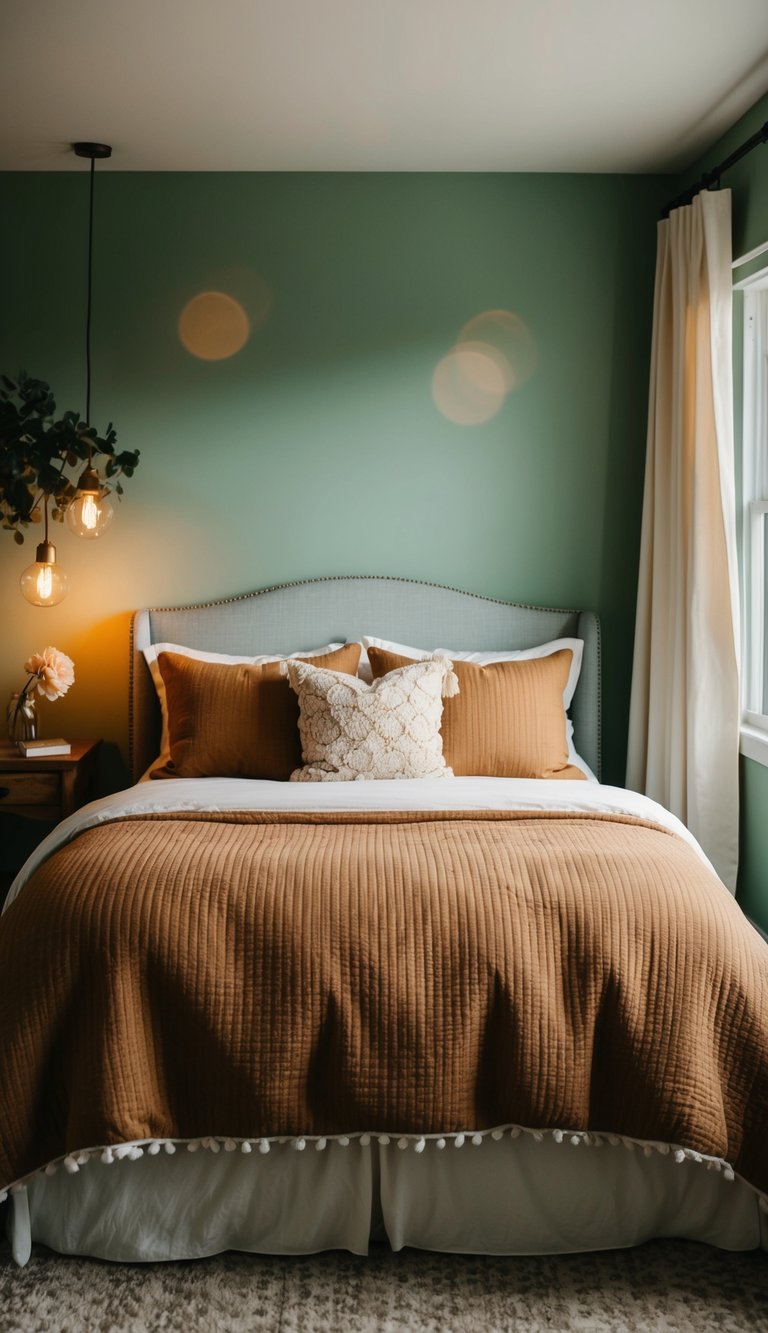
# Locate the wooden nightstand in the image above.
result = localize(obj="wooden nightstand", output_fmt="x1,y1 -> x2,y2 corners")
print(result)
0,739 -> 101,822
0,740 -> 101,910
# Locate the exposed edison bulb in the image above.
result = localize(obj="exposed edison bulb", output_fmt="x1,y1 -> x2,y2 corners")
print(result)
20,542 -> 68,606
66,467 -> 113,539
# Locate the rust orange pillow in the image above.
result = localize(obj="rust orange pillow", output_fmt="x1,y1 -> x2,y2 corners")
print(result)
152,643 -> 361,780
367,646 -> 585,780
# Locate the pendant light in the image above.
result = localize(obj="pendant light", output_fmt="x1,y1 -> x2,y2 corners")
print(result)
20,499 -> 68,606
66,141 -> 114,539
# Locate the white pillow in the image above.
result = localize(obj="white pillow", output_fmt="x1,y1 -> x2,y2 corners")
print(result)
360,635 -> 582,702
143,640 -> 344,766
360,635 -> 596,781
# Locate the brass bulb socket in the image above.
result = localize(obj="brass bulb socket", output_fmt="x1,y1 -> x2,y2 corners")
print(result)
35,541 -> 57,564
76,466 -> 102,495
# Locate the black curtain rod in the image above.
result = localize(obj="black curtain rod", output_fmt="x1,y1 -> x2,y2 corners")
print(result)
660,119 -> 768,219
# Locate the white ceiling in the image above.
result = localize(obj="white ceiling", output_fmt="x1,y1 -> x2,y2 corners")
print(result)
2,0 -> 768,173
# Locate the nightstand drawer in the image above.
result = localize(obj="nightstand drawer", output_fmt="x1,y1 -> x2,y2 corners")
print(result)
0,771 -> 60,807
0,740 -> 101,837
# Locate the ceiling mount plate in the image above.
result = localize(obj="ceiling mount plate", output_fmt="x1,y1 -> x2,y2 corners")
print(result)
72,142 -> 112,160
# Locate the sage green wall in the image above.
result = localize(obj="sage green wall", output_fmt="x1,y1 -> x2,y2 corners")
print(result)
740,754 -> 768,929
0,171 -> 664,785
677,92 -> 768,929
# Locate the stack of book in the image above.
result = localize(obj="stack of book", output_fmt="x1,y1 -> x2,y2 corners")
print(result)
17,738 -> 71,757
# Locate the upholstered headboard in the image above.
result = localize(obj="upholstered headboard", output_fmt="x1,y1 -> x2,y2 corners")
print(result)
130,576 -> 601,782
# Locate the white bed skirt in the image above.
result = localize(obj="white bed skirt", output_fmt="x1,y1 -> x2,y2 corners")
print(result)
8,1136 -> 766,1266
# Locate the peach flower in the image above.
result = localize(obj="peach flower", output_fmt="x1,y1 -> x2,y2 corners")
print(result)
24,647 -> 75,701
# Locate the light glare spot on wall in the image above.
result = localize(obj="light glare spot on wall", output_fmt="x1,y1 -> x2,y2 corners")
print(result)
178,291 -> 250,361
458,310 -> 537,391
432,343 -> 508,425
213,267 -> 273,333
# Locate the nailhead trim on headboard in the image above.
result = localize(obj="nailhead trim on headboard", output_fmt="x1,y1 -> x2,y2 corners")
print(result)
129,575 -> 601,781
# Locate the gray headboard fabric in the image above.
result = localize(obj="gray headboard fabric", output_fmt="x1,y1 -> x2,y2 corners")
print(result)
130,576 -> 601,783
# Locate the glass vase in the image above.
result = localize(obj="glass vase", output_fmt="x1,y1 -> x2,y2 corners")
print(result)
7,691 -> 37,744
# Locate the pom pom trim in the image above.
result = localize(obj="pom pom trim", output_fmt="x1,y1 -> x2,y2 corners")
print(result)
1,1125 -> 764,1219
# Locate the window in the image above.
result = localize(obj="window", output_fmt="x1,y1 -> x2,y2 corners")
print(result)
737,260 -> 768,760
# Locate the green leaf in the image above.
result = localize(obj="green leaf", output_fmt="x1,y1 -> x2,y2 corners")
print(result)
0,370 -> 135,537
39,464 -> 62,490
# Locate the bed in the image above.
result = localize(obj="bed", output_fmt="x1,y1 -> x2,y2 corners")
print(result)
2,576 -> 767,1265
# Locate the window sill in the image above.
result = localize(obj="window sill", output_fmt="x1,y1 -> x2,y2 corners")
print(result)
740,722 -> 768,767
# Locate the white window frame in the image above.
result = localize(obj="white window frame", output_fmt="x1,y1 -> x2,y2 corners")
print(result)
736,261 -> 768,765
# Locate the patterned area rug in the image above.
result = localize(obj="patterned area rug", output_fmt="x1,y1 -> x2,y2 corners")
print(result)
1,1243 -> 767,1333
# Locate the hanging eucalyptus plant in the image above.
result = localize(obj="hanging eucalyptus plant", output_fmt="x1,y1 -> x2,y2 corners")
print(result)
0,371 -> 140,543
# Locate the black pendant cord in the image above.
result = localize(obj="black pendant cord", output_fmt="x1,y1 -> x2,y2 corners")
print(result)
660,120 -> 768,219
73,142 -> 112,454
85,154 -> 95,461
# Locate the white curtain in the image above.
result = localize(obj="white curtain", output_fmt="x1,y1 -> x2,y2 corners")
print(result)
627,189 -> 740,890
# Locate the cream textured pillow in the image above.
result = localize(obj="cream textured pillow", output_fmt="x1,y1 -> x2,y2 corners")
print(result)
284,655 -> 459,782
